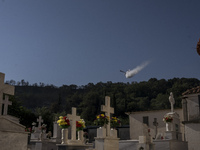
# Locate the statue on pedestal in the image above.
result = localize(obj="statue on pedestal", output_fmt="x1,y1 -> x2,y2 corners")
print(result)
169,92 -> 175,112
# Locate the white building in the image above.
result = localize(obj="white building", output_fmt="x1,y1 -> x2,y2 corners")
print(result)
127,109 -> 183,140
127,86 -> 200,150
182,86 -> 200,150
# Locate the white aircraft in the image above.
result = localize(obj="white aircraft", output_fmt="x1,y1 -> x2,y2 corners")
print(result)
120,61 -> 150,78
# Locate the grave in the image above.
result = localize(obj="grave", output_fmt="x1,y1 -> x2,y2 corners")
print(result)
56,107 -> 93,150
29,116 -> 59,150
137,124 -> 154,150
0,72 -> 28,150
51,118 -> 62,142
30,116 -> 45,141
119,123 -> 154,150
94,96 -> 120,150
153,92 -> 188,150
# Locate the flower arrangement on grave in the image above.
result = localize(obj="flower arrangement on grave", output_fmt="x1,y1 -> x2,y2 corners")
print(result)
163,115 -> 173,123
57,116 -> 70,129
40,124 -> 47,132
25,127 -> 32,132
76,119 -> 86,131
94,113 -> 109,127
110,116 -> 121,129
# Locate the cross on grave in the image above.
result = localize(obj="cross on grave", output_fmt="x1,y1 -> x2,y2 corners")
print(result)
153,118 -> 158,139
0,73 -> 14,115
37,116 -> 44,128
67,107 -> 80,141
101,96 -> 114,137
2,95 -> 12,115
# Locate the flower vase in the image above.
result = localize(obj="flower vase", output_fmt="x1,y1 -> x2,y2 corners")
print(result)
166,122 -> 171,131
61,128 -> 68,144
40,133 -> 45,141
110,128 -> 117,138
78,130 -> 84,142
97,126 -> 106,138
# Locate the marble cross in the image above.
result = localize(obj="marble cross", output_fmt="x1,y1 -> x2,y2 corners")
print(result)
37,116 -> 44,128
2,95 -> 12,115
67,107 -> 80,140
0,73 -> 14,115
101,96 -> 114,137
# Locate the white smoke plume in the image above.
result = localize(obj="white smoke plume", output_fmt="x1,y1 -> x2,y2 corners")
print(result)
124,61 -> 150,78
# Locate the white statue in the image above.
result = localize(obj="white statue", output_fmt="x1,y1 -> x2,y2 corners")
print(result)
169,92 -> 175,112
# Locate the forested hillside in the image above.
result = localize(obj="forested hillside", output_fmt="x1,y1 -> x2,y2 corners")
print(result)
6,77 -> 200,131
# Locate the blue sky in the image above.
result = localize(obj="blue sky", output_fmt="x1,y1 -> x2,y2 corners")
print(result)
0,0 -> 200,86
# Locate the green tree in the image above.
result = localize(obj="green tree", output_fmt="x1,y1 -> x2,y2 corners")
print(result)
8,95 -> 36,128
150,94 -> 170,110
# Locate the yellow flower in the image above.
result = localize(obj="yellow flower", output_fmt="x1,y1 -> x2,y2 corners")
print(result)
112,117 -> 117,120
101,114 -> 104,117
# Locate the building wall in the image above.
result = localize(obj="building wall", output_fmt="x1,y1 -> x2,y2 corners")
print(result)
128,109 -> 183,140
184,93 -> 200,120
185,123 -> 200,150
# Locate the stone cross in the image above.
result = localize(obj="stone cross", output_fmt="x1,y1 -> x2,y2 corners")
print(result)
101,96 -> 114,137
169,92 -> 175,112
0,73 -> 14,115
37,116 -> 43,128
67,107 -> 80,140
153,118 -> 158,139
2,95 -> 12,115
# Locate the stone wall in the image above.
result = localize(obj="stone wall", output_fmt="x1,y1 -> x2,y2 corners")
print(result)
0,130 -> 28,150
184,93 -> 200,120
0,116 -> 28,150
185,123 -> 200,150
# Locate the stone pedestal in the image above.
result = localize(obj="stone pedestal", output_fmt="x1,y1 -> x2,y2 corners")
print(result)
166,122 -> 172,131
110,128 -> 117,138
164,112 -> 180,132
95,137 -> 119,150
40,132 -> 47,141
78,130 -> 84,144
31,132 -> 41,140
154,110 -> 188,150
165,131 -> 182,141
61,129 -> 68,144
164,112 -> 182,141
97,127 -> 106,138
51,121 -> 61,142
137,136 -> 154,150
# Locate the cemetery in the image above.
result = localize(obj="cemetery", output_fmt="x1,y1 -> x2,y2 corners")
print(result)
0,72 -> 200,150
